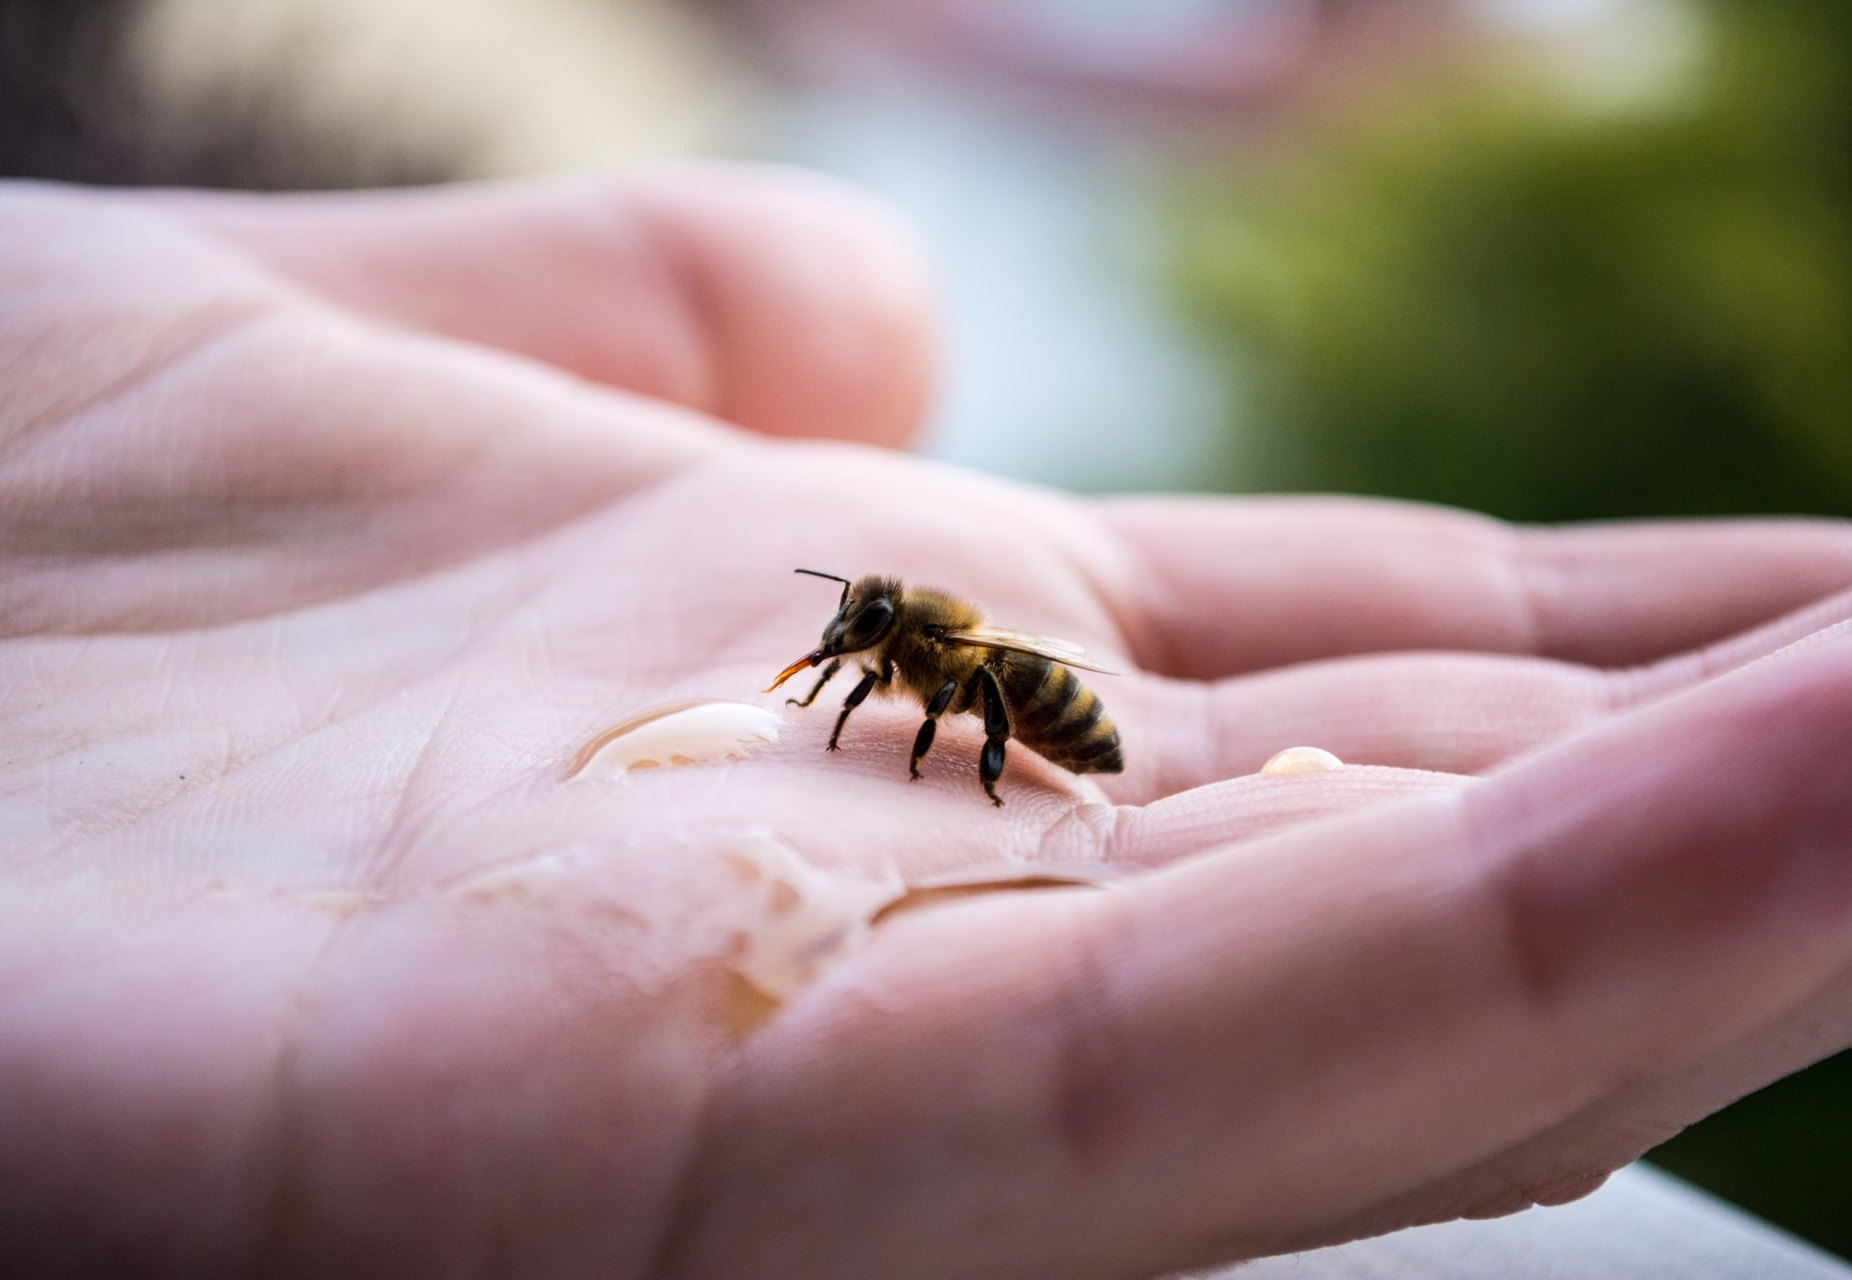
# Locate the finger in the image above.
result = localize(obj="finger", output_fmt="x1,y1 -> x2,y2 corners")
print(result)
1069,767 -> 1470,870
1113,651 -> 1605,803
148,169 -> 936,448
664,639 -> 1852,1280
1113,585 -> 1852,803
1094,496 -> 1852,679
1282,969 -> 1852,1251
0,183 -> 738,633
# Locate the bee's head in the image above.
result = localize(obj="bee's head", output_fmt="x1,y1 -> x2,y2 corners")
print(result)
764,570 -> 900,691
815,572 -> 899,656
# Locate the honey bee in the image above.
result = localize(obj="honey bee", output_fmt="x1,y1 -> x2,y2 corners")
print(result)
765,570 -> 1124,806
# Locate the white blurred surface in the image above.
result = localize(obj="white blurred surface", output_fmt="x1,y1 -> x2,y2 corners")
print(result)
1221,1163 -> 1849,1279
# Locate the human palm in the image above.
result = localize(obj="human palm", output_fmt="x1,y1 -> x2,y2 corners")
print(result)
5,177 -> 1852,1280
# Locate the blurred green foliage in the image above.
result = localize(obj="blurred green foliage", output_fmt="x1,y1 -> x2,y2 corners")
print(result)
1168,0 -> 1851,1258
1648,1051 -> 1852,1261
1170,0 -> 1852,521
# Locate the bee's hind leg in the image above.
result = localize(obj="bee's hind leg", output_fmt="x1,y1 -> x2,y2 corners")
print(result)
908,679 -> 959,780
977,668 -> 1010,806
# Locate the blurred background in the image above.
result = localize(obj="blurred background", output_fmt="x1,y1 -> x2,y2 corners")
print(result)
3,0 -> 1846,1256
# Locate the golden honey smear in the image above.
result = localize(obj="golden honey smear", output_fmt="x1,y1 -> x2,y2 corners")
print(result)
722,838 -> 1118,1012
719,835 -> 899,1003
868,864 -> 1120,927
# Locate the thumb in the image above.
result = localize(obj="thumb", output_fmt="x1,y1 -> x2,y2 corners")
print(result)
148,168 -> 937,448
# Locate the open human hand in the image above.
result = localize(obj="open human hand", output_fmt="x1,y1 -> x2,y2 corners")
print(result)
4,176 -> 1852,1280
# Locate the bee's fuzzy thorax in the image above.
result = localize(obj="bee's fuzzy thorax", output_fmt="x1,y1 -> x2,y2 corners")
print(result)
897,584 -> 985,635
865,584 -> 970,700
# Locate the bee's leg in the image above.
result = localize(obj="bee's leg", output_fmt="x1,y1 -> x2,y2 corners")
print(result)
828,667 -> 882,751
908,679 -> 960,780
977,668 -> 1011,807
786,657 -> 843,708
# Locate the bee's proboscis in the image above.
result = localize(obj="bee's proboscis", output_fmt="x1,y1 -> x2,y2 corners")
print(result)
765,651 -> 822,693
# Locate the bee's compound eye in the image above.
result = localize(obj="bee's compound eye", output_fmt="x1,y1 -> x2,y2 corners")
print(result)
847,598 -> 895,646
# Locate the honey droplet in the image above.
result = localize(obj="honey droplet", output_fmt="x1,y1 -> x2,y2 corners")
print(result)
568,700 -> 781,779
1261,746 -> 1344,776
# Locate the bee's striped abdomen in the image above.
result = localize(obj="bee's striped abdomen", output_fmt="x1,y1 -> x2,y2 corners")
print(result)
998,657 -> 1124,775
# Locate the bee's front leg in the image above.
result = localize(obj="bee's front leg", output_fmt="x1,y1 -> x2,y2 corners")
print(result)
908,679 -> 960,780
827,663 -> 888,751
977,668 -> 1011,806
787,657 -> 843,708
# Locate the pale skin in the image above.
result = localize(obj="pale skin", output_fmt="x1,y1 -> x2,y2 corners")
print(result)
4,174 -> 1852,1280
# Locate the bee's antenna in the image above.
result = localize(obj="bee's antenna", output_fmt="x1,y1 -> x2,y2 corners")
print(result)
793,567 -> 851,606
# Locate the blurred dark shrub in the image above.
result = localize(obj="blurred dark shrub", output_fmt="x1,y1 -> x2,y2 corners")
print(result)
0,0 -> 468,188
1170,0 -> 1852,521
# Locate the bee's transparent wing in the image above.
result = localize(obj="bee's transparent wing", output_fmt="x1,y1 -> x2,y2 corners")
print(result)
941,627 -> 1123,675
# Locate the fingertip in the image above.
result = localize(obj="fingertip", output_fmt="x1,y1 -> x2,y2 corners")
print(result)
621,165 -> 938,448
